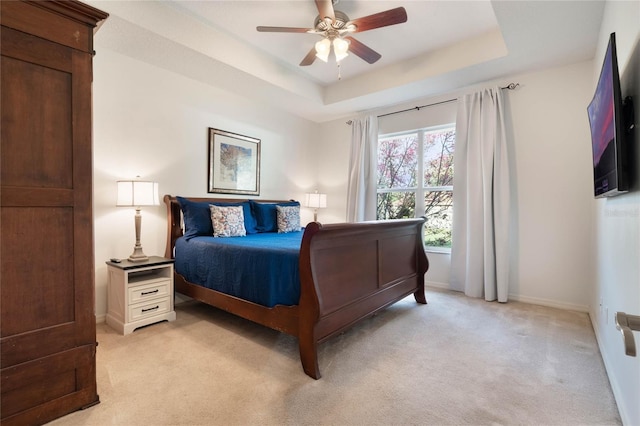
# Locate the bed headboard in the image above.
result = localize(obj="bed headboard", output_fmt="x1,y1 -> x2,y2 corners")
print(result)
163,194 -> 297,259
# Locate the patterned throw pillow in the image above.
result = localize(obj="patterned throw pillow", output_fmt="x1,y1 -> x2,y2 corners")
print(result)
209,205 -> 246,237
276,205 -> 300,233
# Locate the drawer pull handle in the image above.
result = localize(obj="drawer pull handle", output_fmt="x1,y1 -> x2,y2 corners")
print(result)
141,306 -> 159,313
141,289 -> 159,296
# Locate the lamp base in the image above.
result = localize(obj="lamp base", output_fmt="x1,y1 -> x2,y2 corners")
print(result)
128,245 -> 149,262
128,207 -> 149,262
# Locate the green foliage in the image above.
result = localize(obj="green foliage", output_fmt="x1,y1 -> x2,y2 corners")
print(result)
423,190 -> 453,247
424,226 -> 452,248
377,192 -> 415,220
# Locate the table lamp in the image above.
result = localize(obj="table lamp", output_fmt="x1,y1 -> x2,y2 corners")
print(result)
304,190 -> 327,222
117,180 -> 159,262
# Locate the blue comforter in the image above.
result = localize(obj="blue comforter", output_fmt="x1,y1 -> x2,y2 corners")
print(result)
174,231 -> 304,307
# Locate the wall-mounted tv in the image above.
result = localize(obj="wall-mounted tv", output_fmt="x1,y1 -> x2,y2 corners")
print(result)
587,32 -> 634,198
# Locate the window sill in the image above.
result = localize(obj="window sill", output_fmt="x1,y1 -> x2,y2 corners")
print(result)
424,247 -> 451,254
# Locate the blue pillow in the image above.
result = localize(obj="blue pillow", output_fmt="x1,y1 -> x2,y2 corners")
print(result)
177,196 -> 212,239
251,200 -> 300,233
177,197 -> 258,238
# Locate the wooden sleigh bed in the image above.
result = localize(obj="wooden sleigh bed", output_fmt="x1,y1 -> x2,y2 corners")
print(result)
164,195 -> 429,379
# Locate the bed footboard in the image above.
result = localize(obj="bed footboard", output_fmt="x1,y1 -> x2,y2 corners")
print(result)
298,219 -> 428,379
163,195 -> 428,380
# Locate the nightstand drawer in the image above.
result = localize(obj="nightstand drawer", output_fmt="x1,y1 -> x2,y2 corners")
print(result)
129,298 -> 170,322
128,279 -> 170,305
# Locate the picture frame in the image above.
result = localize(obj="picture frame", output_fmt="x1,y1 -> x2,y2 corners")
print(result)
208,128 -> 260,196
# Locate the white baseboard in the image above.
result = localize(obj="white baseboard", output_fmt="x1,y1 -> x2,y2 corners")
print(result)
93,288 -> 588,319
425,281 -> 589,313
425,281 -> 450,290
175,293 -> 192,304
589,311 -> 631,425
508,293 -> 589,312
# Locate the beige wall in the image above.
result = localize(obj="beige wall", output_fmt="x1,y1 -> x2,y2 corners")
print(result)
92,48 -> 319,319
319,60 -> 597,312
590,1 -> 640,424
93,40 -> 602,315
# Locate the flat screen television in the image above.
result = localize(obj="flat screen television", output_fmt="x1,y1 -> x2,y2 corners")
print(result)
587,32 -> 634,198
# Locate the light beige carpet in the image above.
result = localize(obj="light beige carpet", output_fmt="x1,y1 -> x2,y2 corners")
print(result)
49,288 -> 620,425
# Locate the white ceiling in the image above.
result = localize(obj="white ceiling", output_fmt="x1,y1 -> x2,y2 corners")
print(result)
171,0 -> 500,85
88,0 -> 605,123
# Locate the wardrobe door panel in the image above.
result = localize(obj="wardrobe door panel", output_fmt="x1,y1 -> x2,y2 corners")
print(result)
1,207 -> 75,336
1,56 -> 73,189
0,1 -> 107,424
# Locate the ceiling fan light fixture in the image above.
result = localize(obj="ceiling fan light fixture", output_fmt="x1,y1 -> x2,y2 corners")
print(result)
333,37 -> 349,62
315,38 -> 331,62
258,2 -> 408,69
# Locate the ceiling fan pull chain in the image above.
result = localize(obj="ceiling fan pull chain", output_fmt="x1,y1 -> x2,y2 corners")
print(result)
338,63 -> 342,80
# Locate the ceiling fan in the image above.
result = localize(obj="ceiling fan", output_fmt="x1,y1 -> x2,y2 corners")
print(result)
256,0 -> 407,66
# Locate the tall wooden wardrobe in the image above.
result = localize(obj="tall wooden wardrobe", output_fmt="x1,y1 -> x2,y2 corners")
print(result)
0,1 -> 108,424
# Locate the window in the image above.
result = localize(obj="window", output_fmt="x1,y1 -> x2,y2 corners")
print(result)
376,125 -> 455,250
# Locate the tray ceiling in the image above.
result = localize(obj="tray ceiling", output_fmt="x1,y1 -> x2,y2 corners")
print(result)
87,0 -> 605,122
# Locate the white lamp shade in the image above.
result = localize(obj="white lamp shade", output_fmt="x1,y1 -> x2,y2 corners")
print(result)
304,192 -> 327,209
117,180 -> 160,207
333,38 -> 349,62
315,38 -> 331,62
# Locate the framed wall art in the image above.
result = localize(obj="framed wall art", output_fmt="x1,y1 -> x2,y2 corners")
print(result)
208,128 -> 260,196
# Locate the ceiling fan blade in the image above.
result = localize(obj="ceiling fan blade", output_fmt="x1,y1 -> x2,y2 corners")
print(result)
315,0 -> 335,22
299,47 -> 317,66
344,36 -> 382,64
257,26 -> 311,33
348,7 -> 407,33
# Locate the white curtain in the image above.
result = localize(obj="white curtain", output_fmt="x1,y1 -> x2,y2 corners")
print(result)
450,87 -> 511,302
346,115 -> 378,222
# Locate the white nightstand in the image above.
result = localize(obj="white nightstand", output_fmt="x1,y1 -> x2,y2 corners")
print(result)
105,256 -> 176,335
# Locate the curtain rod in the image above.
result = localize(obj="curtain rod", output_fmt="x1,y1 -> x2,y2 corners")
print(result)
346,83 -> 520,124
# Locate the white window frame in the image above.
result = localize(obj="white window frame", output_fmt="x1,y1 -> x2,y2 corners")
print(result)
377,124 -> 455,253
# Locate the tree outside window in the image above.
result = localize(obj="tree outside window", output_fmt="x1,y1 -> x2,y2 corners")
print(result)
376,125 -> 455,249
